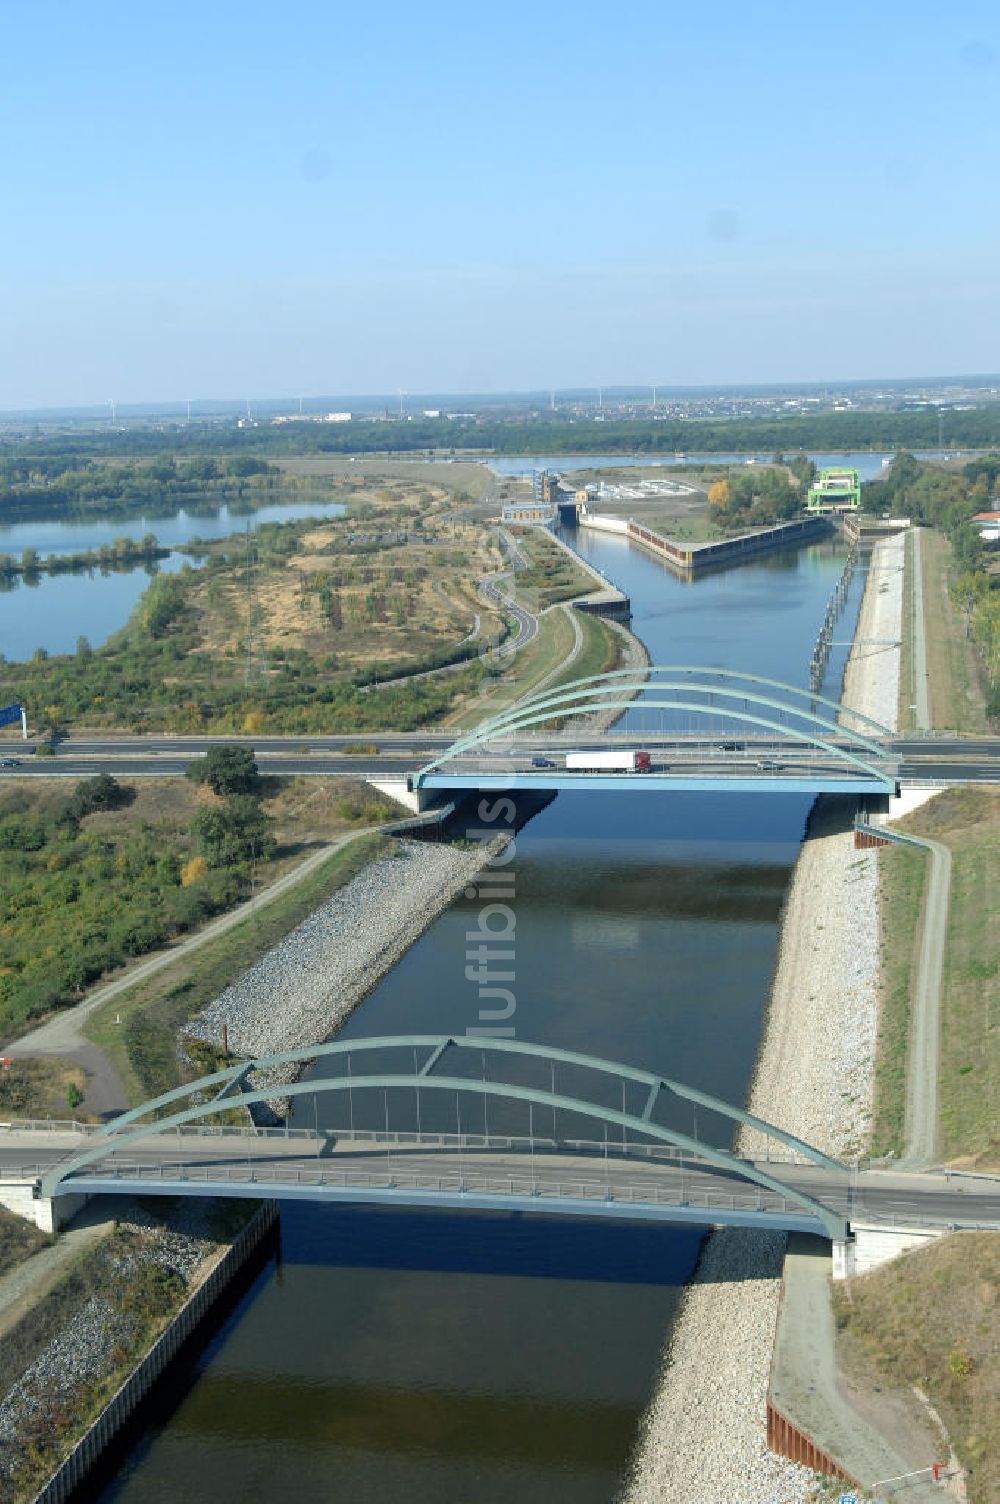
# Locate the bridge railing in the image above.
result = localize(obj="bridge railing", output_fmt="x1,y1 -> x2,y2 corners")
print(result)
45,1158 -> 813,1220
1,1116 -> 828,1169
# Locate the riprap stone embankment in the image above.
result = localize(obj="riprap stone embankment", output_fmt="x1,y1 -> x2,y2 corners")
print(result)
621,533 -> 904,1504
186,835 -> 508,1101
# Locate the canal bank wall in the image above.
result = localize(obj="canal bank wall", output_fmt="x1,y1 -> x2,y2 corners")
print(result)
580,511 -> 831,577
1,1199 -> 278,1504
621,534 -> 905,1504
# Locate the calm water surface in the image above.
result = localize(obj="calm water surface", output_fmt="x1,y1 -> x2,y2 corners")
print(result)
99,527 -> 865,1504
0,499 -> 344,661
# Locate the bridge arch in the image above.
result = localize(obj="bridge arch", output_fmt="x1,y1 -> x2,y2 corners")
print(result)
42,1036 -> 848,1239
475,665 -> 893,744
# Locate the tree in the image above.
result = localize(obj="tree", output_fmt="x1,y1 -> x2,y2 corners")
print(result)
708,479 -> 731,511
186,744 -> 260,796
193,795 -> 275,869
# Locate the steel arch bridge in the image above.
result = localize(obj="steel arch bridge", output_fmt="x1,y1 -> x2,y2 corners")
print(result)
411,665 -> 896,795
39,1036 -> 850,1240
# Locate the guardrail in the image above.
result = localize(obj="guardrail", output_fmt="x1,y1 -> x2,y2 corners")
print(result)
51,1159 -> 801,1216
0,1118 -> 824,1168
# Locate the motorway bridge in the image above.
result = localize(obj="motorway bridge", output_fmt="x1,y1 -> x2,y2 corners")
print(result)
3,1039 -> 998,1263
3,668 -> 1000,792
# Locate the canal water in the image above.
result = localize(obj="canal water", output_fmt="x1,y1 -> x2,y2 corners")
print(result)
98,528 -> 865,1504
0,498 -> 344,663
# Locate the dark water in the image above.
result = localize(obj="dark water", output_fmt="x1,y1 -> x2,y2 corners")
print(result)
99,531 -> 865,1504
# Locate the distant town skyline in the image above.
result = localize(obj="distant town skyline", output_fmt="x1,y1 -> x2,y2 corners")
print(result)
3,0 -> 1000,408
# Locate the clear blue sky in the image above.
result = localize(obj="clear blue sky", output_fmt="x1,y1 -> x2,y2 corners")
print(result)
3,1 -> 1000,407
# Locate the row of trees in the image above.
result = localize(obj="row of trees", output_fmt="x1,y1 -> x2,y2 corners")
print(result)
0,456 -> 283,520
865,453 -> 1000,712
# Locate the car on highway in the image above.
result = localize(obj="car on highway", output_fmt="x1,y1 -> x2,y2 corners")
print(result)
531,756 -> 555,768
0,758 -> 21,768
716,741 -> 745,752
756,759 -> 784,772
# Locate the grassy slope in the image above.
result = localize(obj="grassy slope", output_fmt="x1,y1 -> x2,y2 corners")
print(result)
871,842 -> 926,1158
898,526 -> 991,734
873,788 -> 1000,1167
832,1232 -> 1000,1504
84,831 -> 390,1105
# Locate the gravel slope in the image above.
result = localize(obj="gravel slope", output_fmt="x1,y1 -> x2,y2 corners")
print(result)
621,534 -> 904,1504
186,836 -> 509,1107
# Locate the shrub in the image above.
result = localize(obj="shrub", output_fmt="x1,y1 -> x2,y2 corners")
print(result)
180,855 -> 209,887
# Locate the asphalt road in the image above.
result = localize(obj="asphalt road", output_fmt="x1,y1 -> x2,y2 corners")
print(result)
3,1129 -> 999,1232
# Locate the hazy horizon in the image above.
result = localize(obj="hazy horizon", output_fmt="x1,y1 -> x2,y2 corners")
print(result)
4,1 -> 1000,408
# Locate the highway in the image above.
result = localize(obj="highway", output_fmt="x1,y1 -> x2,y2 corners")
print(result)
2,733 -> 1000,787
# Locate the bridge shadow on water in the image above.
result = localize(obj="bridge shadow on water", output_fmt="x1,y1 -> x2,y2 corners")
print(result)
274,1200 -> 764,1287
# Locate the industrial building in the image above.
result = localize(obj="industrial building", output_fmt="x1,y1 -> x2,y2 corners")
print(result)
806,468 -> 862,513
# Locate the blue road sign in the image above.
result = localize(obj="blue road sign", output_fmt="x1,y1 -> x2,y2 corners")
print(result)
839,1495 -> 857,1504
0,703 -> 23,730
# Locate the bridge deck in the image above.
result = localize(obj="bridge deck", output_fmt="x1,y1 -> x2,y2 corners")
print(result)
4,1128 -> 998,1237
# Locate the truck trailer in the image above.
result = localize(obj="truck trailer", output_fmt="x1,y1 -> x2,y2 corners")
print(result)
565,750 -> 651,773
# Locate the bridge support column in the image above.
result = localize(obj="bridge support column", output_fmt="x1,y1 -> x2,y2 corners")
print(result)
0,1180 -> 88,1233
365,777 -> 439,815
831,1237 -> 855,1280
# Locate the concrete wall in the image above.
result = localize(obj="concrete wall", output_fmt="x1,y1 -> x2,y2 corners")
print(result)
834,1223 -> 943,1279
33,1201 -> 279,1504
0,1179 -> 88,1233
578,512 -> 629,535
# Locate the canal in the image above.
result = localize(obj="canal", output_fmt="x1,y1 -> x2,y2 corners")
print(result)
98,527 -> 865,1504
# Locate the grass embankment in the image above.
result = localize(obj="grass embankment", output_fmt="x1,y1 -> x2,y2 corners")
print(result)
85,830 -> 390,1106
0,1058 -> 89,1123
918,530 -> 991,733
551,611 -> 620,688
870,841 -> 927,1158
833,1233 -> 1000,1504
1,1201 -> 256,1503
873,788 -> 999,1166
505,528 -> 604,608
0,1205 -> 50,1280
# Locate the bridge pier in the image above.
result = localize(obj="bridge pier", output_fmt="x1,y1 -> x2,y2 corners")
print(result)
835,1223 -> 944,1278
0,1178 -> 88,1233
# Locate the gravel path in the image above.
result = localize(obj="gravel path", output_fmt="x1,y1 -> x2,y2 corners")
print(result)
186,836 -> 508,1106
842,533 -> 904,732
622,536 -> 905,1503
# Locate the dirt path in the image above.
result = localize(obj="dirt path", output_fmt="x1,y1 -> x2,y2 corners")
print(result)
771,1235 -> 942,1499
2,835 -> 371,1113
900,831 -> 951,1167
911,528 -> 931,731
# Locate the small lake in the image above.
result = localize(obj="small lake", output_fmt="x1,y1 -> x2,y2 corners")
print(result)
0,498 -> 345,561
0,498 -> 346,663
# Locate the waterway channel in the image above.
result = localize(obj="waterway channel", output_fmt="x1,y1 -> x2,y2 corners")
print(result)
97,526 -> 866,1504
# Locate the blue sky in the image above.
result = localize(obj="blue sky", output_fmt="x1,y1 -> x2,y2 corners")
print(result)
3,1 -> 1000,406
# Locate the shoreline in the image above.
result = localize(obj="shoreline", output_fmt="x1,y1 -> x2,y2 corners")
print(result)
186,833 -> 511,1112
621,534 -> 905,1503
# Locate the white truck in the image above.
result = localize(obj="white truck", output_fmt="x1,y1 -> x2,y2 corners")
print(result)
565,750 -> 651,773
